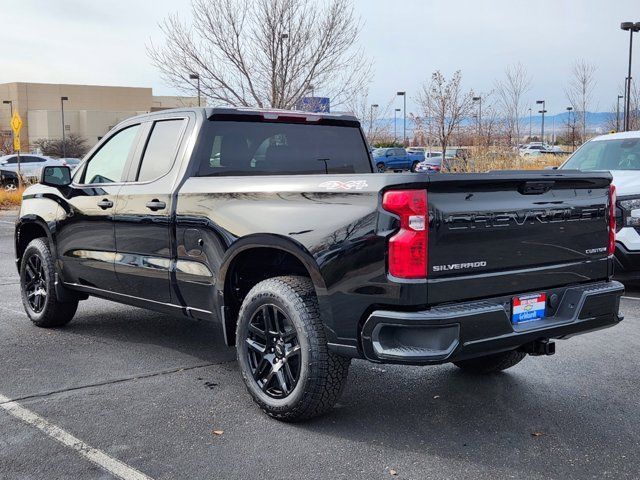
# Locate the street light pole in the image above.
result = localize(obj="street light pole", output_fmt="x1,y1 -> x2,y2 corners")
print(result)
369,104 -> 378,139
472,96 -> 482,137
397,92 -> 406,145
528,107 -> 532,139
536,100 -> 546,143
189,73 -> 201,107
394,108 -> 401,143
60,96 -> 68,159
621,22 -> 640,131
566,106 -> 574,151
617,94 -> 624,131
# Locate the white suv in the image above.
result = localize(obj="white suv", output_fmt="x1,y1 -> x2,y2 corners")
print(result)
560,131 -> 640,281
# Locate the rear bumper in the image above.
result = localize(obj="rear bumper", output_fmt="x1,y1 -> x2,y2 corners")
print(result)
360,280 -> 624,365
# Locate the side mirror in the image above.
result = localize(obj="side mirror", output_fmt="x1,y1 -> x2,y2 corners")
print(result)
40,165 -> 72,187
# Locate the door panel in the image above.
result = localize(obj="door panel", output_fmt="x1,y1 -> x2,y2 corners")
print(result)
114,118 -> 188,303
57,123 -> 142,291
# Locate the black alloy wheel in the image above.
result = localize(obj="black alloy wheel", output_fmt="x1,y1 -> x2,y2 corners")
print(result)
23,253 -> 48,313
245,304 -> 301,398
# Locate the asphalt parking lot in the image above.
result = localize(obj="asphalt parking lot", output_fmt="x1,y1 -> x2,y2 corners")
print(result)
1,208 -> 639,480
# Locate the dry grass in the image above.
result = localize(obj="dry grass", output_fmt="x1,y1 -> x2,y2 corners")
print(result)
448,148 -> 568,173
0,186 -> 25,209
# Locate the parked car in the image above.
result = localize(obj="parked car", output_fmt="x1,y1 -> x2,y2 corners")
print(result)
1,168 -> 19,190
414,153 -> 443,173
372,147 -> 425,172
15,107 -> 623,421
0,154 -> 65,180
61,158 -> 82,167
560,131 -> 640,281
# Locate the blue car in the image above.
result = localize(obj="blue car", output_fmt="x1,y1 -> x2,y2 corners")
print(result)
372,147 -> 425,172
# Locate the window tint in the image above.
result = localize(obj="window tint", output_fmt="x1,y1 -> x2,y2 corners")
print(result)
136,119 -> 185,182
563,138 -> 640,171
5,156 -> 17,164
83,125 -> 140,184
23,156 -> 45,163
198,121 -> 372,176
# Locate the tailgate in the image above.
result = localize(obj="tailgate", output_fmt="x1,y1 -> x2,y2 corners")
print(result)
426,171 -> 612,303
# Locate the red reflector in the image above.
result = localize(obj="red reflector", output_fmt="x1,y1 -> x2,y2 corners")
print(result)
608,184 -> 616,255
382,190 -> 428,279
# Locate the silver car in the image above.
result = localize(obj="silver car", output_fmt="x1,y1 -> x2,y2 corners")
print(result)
0,154 -> 65,180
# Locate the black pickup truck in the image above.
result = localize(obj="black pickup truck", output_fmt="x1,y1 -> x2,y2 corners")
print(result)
14,107 -> 623,421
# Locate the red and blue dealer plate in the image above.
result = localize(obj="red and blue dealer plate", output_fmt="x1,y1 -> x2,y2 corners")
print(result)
512,293 -> 547,324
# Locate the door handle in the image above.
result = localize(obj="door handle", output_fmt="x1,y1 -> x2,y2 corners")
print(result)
97,199 -> 113,210
146,199 -> 166,211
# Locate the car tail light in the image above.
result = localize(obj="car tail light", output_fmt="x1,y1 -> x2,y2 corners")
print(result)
608,184 -> 616,255
382,190 -> 428,279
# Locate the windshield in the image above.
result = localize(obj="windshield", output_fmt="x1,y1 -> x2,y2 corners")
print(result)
563,137 -> 640,171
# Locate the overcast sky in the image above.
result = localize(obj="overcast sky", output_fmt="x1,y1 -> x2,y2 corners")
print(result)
1,0 -> 638,115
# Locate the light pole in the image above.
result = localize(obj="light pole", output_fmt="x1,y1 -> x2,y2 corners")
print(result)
528,107 -> 532,140
189,73 -> 201,107
621,22 -> 640,131
397,91 -> 406,145
617,94 -> 624,131
394,108 -> 401,143
472,96 -> 482,137
369,104 -> 378,139
60,96 -> 68,159
536,100 -> 546,143
566,106 -> 574,151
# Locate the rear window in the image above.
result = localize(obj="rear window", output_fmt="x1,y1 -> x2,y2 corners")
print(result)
197,121 -> 372,176
563,138 -> 640,171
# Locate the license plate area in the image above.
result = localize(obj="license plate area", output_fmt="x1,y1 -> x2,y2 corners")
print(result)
512,293 -> 547,324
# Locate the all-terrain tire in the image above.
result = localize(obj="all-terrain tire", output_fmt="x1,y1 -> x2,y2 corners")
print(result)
453,350 -> 526,374
19,238 -> 78,327
236,276 -> 350,422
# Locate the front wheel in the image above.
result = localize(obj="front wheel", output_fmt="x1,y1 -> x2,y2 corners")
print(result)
376,162 -> 386,173
236,276 -> 350,422
453,349 -> 526,374
20,238 -> 78,327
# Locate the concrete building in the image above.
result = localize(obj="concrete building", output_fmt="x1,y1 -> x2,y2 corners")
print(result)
0,82 -> 198,152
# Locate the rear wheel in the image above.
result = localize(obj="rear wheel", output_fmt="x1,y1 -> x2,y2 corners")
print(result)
410,161 -> 420,172
376,162 -> 386,173
236,276 -> 350,422
453,349 -> 526,374
20,238 -> 78,327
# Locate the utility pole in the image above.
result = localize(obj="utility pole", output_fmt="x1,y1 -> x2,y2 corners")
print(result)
397,92 -> 406,145
617,94 -> 624,131
189,73 -> 201,107
621,22 -> 640,131
61,96 -> 69,159
536,100 -> 546,143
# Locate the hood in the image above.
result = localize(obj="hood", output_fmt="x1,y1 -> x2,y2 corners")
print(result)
611,171 -> 640,197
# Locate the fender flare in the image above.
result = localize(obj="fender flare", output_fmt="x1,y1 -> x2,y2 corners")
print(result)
14,215 -> 57,268
216,233 -> 332,345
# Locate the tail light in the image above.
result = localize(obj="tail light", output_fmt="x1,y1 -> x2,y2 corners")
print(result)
382,190 -> 428,279
608,184 -> 616,255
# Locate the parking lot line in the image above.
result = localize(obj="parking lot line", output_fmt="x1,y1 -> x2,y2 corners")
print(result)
0,393 -> 154,480
621,296 -> 640,301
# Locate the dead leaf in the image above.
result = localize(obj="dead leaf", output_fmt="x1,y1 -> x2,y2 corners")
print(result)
531,432 -> 544,437
433,395 -> 440,399
389,469 -> 398,476
213,430 -> 224,436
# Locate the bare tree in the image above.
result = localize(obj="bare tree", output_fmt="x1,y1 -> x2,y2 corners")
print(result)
565,59 -> 597,140
416,71 -> 474,170
495,63 -> 532,146
148,0 -> 371,109
346,90 -> 395,145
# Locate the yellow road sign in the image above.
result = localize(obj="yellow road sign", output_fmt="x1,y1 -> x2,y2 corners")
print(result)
10,110 -> 22,134
13,134 -> 20,151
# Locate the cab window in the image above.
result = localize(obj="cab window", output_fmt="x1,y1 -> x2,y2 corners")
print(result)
82,125 -> 140,184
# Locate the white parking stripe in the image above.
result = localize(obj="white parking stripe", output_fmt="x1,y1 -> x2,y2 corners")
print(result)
0,304 -> 27,316
622,296 -> 640,301
0,393 -> 153,480
0,220 -> 15,224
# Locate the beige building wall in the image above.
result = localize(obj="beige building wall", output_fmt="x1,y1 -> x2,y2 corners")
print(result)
0,82 -> 197,152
